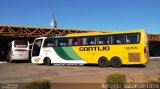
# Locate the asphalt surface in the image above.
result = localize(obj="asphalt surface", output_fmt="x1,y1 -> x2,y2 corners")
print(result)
0,59 -> 160,89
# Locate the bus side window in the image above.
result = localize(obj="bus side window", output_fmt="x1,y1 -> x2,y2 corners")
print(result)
73,38 -> 78,45
43,39 -> 54,47
68,38 -> 72,46
99,36 -> 110,45
82,38 -> 87,45
127,34 -> 140,44
126,39 -> 131,43
99,41 -> 104,44
106,37 -> 110,44
112,35 -> 125,44
60,43 -> 67,46
86,37 -> 96,45
69,38 -> 79,46
57,38 -> 68,46
48,43 -> 54,47
116,40 -> 121,44
74,42 -> 78,45
90,41 -> 95,45
77,38 -> 81,45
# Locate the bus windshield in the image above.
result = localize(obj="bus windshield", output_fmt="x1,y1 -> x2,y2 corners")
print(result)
14,40 -> 28,48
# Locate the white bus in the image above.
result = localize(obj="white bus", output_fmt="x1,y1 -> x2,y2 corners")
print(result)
7,40 -> 30,63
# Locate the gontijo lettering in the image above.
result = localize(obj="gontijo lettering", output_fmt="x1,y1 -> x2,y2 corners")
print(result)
79,46 -> 110,51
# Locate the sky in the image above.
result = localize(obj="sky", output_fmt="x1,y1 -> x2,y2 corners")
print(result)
0,0 -> 160,33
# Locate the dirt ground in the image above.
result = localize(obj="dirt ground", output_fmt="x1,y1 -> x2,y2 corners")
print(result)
0,59 -> 160,89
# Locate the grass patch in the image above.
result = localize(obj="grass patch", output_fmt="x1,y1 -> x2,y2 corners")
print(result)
106,73 -> 127,89
26,79 -> 50,89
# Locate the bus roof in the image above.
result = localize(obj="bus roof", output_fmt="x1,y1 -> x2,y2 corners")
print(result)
65,29 -> 145,37
43,29 -> 145,39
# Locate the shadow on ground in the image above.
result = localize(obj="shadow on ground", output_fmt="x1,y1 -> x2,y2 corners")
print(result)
36,63 -> 146,68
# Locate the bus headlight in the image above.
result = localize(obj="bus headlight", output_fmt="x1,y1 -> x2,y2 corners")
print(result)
35,58 -> 40,63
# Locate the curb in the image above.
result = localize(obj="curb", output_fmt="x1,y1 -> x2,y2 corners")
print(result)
0,61 -> 7,63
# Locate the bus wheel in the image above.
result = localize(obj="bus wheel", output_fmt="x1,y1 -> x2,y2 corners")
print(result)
98,57 -> 109,68
44,58 -> 51,66
111,57 -> 122,68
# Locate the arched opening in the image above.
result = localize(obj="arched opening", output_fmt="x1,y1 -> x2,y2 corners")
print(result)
0,36 -> 35,61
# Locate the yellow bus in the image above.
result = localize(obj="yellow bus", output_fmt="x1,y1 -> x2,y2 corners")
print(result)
31,29 -> 149,67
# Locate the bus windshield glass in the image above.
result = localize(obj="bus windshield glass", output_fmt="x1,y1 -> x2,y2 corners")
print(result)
14,40 -> 28,48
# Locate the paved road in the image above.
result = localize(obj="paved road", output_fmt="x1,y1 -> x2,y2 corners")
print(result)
0,59 -> 159,84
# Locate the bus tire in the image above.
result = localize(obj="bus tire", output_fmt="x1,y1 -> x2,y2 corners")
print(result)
44,57 -> 51,66
111,57 -> 122,68
98,57 -> 109,68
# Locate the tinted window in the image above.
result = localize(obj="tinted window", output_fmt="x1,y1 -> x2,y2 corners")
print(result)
82,37 -> 96,45
14,40 -> 28,48
57,38 -> 68,46
126,34 -> 140,44
32,39 -> 43,57
112,35 -> 126,44
68,38 -> 82,46
98,36 -> 110,45
43,38 -> 55,47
